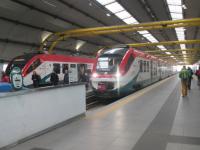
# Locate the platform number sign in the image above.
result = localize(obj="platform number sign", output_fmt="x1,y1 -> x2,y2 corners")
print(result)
10,67 -> 23,90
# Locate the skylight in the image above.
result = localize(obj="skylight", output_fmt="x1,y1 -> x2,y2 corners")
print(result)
167,0 -> 182,6
95,0 -> 164,51
137,30 -> 149,35
115,11 -> 131,19
166,52 -> 171,55
171,13 -> 183,20
96,0 -> 115,5
168,5 -> 182,13
157,45 -> 167,50
105,2 -> 124,13
123,17 -> 138,24
182,51 -> 186,54
166,0 -> 186,59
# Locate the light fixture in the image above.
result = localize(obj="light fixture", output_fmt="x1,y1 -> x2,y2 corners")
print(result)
76,40 -> 86,51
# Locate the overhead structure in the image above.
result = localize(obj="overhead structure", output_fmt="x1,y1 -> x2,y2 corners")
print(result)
144,48 -> 200,53
40,18 -> 200,52
127,39 -> 200,47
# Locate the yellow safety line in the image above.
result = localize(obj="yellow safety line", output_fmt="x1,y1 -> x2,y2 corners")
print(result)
86,75 -> 177,120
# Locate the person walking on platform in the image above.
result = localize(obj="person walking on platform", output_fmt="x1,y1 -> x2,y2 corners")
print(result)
32,71 -> 41,88
187,67 -> 193,90
63,69 -> 69,84
179,66 -> 190,97
195,66 -> 200,86
50,70 -> 59,85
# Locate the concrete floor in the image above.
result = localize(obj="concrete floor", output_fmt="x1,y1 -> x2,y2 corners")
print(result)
8,75 -> 200,150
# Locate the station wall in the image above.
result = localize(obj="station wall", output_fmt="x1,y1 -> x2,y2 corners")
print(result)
0,84 -> 86,148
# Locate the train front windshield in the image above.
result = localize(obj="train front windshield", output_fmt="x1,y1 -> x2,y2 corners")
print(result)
96,47 -> 128,73
5,54 -> 35,75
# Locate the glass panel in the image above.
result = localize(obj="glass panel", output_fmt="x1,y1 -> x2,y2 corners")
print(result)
105,2 -> 124,13
115,11 -> 131,19
168,5 -> 182,13
96,0 -> 115,5
123,17 -> 138,24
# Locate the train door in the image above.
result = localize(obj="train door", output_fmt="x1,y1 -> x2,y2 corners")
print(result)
150,60 -> 153,80
69,64 -> 78,83
53,63 -> 61,81
62,64 -> 69,82
77,64 -> 87,82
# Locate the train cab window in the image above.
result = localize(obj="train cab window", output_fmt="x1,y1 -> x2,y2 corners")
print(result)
26,59 -> 41,74
62,64 -> 68,73
53,63 -> 60,74
125,55 -> 134,72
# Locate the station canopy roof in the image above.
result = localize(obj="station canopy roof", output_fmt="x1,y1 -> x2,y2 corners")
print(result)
0,0 -> 199,64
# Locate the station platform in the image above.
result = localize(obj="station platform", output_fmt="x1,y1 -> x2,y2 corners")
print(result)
9,75 -> 200,150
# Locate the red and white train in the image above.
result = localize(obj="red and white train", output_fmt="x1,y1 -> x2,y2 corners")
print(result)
91,45 -> 174,98
4,52 -> 95,87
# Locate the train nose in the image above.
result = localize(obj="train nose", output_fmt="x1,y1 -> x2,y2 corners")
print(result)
97,83 -> 106,92
97,82 -> 114,92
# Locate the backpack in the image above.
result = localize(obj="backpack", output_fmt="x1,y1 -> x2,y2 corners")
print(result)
180,70 -> 188,80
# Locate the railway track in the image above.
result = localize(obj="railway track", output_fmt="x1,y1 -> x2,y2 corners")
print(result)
86,92 -> 100,110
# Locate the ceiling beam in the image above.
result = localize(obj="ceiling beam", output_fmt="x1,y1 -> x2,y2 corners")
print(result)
11,0 -> 123,45
40,18 -> 200,53
128,39 -> 200,47
144,48 -> 200,53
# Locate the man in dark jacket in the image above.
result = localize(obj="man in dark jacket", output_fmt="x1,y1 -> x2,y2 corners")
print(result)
50,71 -> 59,85
32,71 -> 41,88
63,70 -> 69,84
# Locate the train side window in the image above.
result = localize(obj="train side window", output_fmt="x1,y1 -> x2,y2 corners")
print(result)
53,63 -> 60,74
62,64 -> 68,73
143,61 -> 146,72
70,64 -> 76,68
140,60 -> 143,72
27,59 -> 41,74
146,61 -> 149,72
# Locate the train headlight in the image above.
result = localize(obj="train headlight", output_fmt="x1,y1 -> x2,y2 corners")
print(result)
115,72 -> 121,78
92,73 -> 98,78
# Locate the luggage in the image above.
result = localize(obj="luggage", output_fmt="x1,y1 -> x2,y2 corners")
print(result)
0,82 -> 12,92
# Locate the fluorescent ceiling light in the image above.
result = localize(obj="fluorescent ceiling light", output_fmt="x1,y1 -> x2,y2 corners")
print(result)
96,0 -> 115,5
115,11 -> 131,19
166,52 -> 171,55
123,17 -> 138,24
168,5 -> 182,13
166,0 -> 182,6
105,2 -> 124,13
